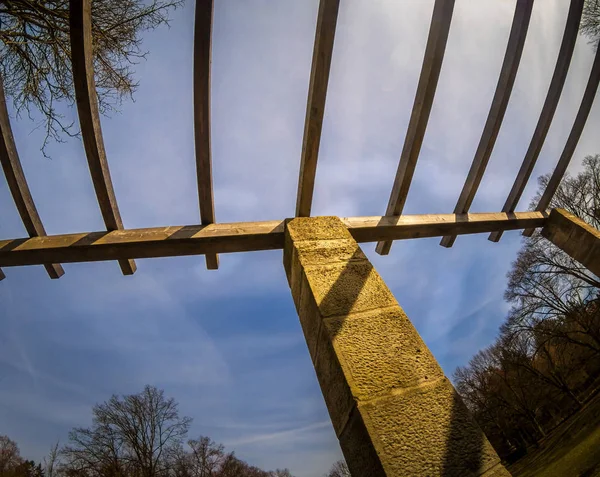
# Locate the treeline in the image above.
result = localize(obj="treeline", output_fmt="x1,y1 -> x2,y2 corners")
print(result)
0,386 -> 294,477
453,155 -> 600,461
0,436 -> 44,477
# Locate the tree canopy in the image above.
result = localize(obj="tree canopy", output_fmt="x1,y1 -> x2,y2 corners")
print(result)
581,0 -> 600,50
454,155 -> 600,460
0,0 -> 182,154
323,460 -> 350,477
0,435 -> 44,477
2,385 -> 297,477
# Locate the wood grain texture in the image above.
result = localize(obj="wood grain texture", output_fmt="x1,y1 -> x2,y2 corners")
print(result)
295,0 -> 340,217
0,212 -> 547,270
376,0 -> 455,256
490,0 -> 584,243
345,211 -> 547,243
541,209 -> 600,277
440,0 -> 534,248
0,75 -> 64,279
69,0 -> 136,275
194,0 -> 218,269
523,39 -> 600,237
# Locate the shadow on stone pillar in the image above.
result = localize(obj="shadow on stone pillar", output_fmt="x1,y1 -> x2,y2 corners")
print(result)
284,217 -> 510,476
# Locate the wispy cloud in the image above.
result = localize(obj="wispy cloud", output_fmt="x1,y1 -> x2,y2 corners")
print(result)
225,420 -> 332,447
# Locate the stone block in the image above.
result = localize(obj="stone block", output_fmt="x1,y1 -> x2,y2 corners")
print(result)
286,216 -> 353,243
303,260 -> 397,317
358,378 -> 503,476
338,405 -> 387,477
286,238 -> 366,306
322,307 -> 444,401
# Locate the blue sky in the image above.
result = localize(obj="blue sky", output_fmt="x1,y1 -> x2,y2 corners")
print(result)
0,1 -> 599,475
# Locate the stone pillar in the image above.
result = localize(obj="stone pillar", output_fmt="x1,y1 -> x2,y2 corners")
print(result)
284,216 -> 510,477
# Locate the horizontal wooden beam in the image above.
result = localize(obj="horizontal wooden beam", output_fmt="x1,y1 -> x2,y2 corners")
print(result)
345,211 -> 547,243
69,0 -> 136,275
0,221 -> 284,267
0,212 -> 547,270
295,0 -> 340,217
489,0 -> 585,243
376,0 -> 455,256
194,0 -> 219,270
541,209 -> 600,277
0,75 -> 65,279
440,0 -> 533,248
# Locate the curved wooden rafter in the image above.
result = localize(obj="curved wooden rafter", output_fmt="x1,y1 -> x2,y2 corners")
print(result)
440,0 -> 534,248
69,0 -> 136,275
489,0 -> 585,242
376,0 -> 456,256
193,0 -> 219,269
522,42 -> 600,237
295,0 -> 340,218
0,75 -> 65,280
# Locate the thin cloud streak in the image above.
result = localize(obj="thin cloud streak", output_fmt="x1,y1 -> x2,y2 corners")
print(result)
225,420 -> 332,447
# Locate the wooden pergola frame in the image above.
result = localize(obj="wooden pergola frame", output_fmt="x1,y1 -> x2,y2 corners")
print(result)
0,0 -> 598,279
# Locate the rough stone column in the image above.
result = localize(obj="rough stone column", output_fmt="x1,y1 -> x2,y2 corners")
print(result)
284,216 -> 510,477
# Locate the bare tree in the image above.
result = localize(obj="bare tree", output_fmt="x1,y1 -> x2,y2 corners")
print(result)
324,460 -> 350,477
186,436 -> 225,477
62,385 -> 191,477
454,155 -> 600,459
3,387 -> 297,476
581,0 -> 600,50
270,470 -> 294,477
0,0 -> 182,154
506,155 -> 600,354
44,441 -> 61,477
216,453 -> 248,477
0,435 -> 23,473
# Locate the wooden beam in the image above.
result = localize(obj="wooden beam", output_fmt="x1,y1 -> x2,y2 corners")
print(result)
346,211 -> 546,243
440,0 -> 534,248
194,0 -> 218,270
376,0 -> 455,256
523,39 -> 600,237
0,75 -> 64,279
295,0 -> 340,217
541,209 -> 600,277
0,212 -> 547,269
489,0 -> 585,243
0,221 -> 286,267
69,0 -> 136,275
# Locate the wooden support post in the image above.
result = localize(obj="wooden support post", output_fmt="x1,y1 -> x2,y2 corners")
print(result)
542,209 -> 600,277
284,216 -> 510,476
